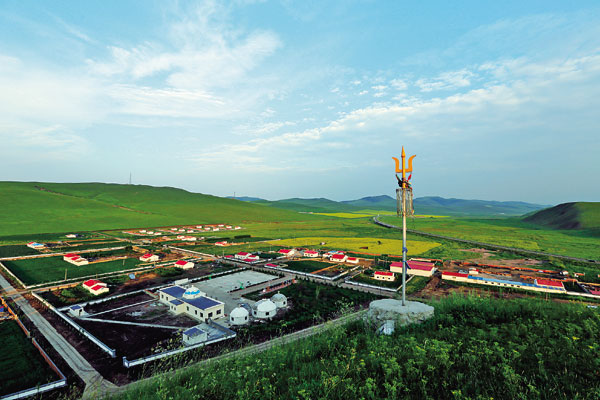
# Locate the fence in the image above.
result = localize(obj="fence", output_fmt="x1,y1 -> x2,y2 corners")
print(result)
0,246 -> 125,262
0,261 -> 27,289
0,304 -> 68,400
31,292 -> 117,358
343,279 -> 398,293
122,321 -> 237,368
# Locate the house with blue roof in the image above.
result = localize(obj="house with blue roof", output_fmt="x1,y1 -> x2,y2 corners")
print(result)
158,285 -> 224,322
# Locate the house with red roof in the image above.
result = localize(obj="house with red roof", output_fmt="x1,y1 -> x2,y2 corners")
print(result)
235,251 -> 250,260
82,279 -> 109,296
65,255 -> 89,266
373,271 -> 395,282
244,254 -> 260,262
534,279 -> 565,291
303,250 -> 319,258
346,257 -> 359,264
278,249 -> 297,258
63,253 -> 78,261
406,260 -> 436,277
215,241 -> 228,246
139,253 -> 159,262
175,260 -> 194,270
330,253 -> 348,263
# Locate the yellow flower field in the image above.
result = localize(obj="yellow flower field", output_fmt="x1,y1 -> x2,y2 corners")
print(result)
267,237 -> 440,256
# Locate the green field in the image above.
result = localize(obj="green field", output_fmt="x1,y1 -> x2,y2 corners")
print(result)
269,236 -> 439,256
0,245 -> 40,258
0,320 -> 58,396
2,256 -> 142,286
380,215 -> 600,260
113,295 -> 600,400
283,260 -> 333,273
0,182 -> 318,236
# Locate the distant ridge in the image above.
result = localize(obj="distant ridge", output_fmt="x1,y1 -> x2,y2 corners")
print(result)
227,196 -> 265,202
243,194 -> 548,216
523,202 -> 600,230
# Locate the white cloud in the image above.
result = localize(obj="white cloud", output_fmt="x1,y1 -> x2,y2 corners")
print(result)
390,79 -> 407,90
416,69 -> 475,92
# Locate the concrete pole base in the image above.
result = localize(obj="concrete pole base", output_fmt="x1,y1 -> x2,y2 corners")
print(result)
364,299 -> 434,335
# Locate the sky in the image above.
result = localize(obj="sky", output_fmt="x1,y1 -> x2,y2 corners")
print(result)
1,1 -> 599,204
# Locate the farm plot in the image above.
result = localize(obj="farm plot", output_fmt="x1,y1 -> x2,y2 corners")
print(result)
0,320 -> 58,396
283,260 -> 333,274
2,255 -> 143,286
268,237 -> 440,256
351,273 -> 400,289
0,244 -> 40,258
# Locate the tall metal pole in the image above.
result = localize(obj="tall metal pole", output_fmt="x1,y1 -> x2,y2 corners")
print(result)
393,146 -> 415,307
402,184 -> 407,306
401,148 -> 407,306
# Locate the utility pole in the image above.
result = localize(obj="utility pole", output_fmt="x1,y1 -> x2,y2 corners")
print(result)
393,147 -> 415,306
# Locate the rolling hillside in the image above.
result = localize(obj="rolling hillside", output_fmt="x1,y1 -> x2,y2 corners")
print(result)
0,182 -> 313,236
340,195 -> 547,216
522,202 -> 600,230
251,198 -> 364,213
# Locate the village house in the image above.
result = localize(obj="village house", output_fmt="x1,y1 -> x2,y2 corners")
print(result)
330,253 -> 348,263
139,253 -> 159,262
82,279 -> 109,296
158,285 -> 224,322
303,250 -> 320,258
374,271 -> 395,281
174,260 -> 194,269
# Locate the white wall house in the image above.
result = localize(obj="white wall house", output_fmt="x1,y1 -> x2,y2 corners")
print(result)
159,285 -> 224,322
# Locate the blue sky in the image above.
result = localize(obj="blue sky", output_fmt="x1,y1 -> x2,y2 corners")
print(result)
1,1 -> 599,204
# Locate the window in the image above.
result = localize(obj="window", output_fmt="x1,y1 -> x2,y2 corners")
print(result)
195,310 -> 198,315
265,311 -> 270,316
187,306 -> 189,311
216,309 -> 221,315
208,312 -> 213,318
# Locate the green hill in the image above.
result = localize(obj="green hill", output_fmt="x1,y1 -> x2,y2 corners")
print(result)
253,198 -> 364,213
0,182 -> 311,236
523,202 -> 600,229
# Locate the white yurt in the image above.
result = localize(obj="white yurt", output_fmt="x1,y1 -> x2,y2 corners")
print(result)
229,307 -> 250,325
271,293 -> 288,308
253,299 -> 277,319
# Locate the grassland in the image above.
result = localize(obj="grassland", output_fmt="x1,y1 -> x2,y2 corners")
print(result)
268,237 -> 439,256
381,215 -> 600,260
0,320 -> 57,396
2,256 -> 142,286
113,295 -> 600,400
523,202 -> 600,230
0,182 -> 317,236
314,212 -> 374,218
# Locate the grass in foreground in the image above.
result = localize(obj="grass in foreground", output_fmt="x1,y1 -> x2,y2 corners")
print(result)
0,320 -> 57,396
113,295 -> 600,400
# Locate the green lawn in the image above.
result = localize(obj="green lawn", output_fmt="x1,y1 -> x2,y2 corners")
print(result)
2,256 -> 142,286
112,295 -> 600,400
0,320 -> 58,396
381,215 -> 600,260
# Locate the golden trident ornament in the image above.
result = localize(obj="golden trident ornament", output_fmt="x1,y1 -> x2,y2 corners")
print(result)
392,147 -> 416,188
